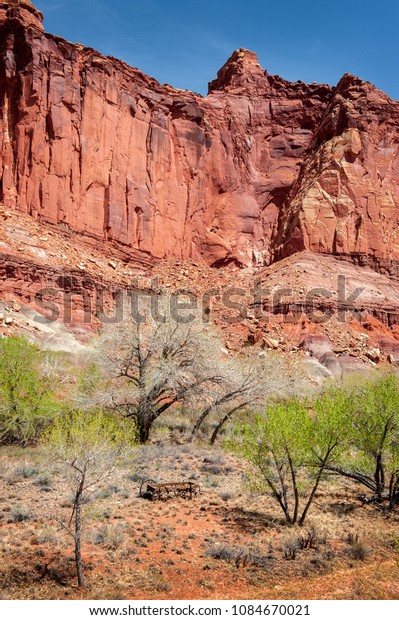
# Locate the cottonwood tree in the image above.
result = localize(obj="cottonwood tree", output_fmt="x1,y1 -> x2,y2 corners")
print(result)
0,336 -> 57,445
228,389 -> 350,526
228,401 -> 312,525
189,358 -> 264,445
302,386 -> 352,522
326,374 -> 399,508
44,409 -> 136,587
190,352 -> 304,445
93,319 -> 226,443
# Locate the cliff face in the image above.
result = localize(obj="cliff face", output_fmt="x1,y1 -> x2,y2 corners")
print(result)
273,75 -> 399,261
1,2 -> 399,268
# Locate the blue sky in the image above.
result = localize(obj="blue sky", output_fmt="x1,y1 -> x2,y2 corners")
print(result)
35,0 -> 399,100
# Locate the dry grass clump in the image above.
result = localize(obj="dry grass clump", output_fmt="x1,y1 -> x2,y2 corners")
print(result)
282,528 -> 328,560
93,524 -> 125,550
33,526 -> 59,545
206,543 -> 275,568
34,472 -> 52,491
345,532 -> 370,561
10,504 -> 32,523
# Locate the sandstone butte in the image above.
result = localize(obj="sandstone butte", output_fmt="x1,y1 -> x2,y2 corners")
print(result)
1,0 -> 399,272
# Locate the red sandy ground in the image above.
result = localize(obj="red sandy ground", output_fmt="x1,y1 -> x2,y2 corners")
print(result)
1,443 -> 398,600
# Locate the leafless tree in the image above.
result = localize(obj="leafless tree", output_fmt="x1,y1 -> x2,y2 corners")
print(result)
190,351 -> 302,445
189,359 -> 262,444
44,409 -> 135,587
90,310 -> 310,444
93,319 -> 226,442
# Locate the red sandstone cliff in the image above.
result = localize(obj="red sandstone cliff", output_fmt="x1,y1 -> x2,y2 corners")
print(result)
273,75 -> 399,261
0,1 -> 398,268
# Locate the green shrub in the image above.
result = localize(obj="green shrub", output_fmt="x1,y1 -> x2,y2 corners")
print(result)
0,336 -> 58,445
16,466 -> 38,479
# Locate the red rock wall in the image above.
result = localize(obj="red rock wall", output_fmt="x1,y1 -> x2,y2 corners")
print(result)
1,6 -> 398,267
0,251 -> 127,328
273,75 -> 399,261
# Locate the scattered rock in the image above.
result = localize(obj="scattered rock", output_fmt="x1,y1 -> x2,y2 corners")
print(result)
300,335 -> 333,359
263,336 -> 279,349
365,348 -> 380,363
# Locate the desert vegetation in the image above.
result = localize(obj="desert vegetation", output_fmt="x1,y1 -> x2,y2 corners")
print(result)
227,379 -> 399,525
90,318 -> 298,444
1,329 -> 399,599
43,409 -> 136,586
0,336 -> 58,445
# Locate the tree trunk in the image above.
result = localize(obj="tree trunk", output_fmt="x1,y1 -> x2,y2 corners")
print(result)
325,466 -> 377,493
389,474 -> 398,510
287,454 -> 299,525
209,404 -> 246,446
263,473 -> 292,525
136,404 -> 155,443
278,497 -> 293,525
298,469 -> 322,526
74,494 -> 85,587
138,419 -> 151,443
190,405 -> 212,442
374,453 -> 385,501
298,446 -> 335,526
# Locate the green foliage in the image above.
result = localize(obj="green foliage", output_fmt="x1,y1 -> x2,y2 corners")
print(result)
227,400 -> 314,524
228,374 -> 399,519
229,399 -> 312,487
76,362 -> 105,397
312,386 -> 352,466
43,408 -> 137,587
227,391 -> 351,525
334,373 -> 399,504
43,409 -> 138,485
352,374 -> 399,465
0,336 -> 57,445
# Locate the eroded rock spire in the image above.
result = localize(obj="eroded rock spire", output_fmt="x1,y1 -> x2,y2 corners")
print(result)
208,48 -> 266,93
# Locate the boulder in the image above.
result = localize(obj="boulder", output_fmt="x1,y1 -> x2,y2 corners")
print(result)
300,335 -> 333,359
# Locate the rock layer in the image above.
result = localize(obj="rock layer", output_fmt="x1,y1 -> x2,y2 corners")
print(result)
0,2 -> 398,268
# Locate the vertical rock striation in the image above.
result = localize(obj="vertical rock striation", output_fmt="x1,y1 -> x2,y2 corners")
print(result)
1,2 -> 398,268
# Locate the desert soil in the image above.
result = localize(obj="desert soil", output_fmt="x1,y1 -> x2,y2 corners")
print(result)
1,439 -> 399,601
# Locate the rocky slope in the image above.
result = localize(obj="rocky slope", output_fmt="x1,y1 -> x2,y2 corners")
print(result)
2,1 -> 398,270
2,200 -> 399,378
1,1 -> 399,376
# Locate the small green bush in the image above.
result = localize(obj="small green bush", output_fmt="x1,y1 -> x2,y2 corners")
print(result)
16,466 -> 38,479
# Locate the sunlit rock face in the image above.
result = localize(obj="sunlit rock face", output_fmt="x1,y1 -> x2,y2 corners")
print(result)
273,74 -> 399,263
1,3 -> 398,268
